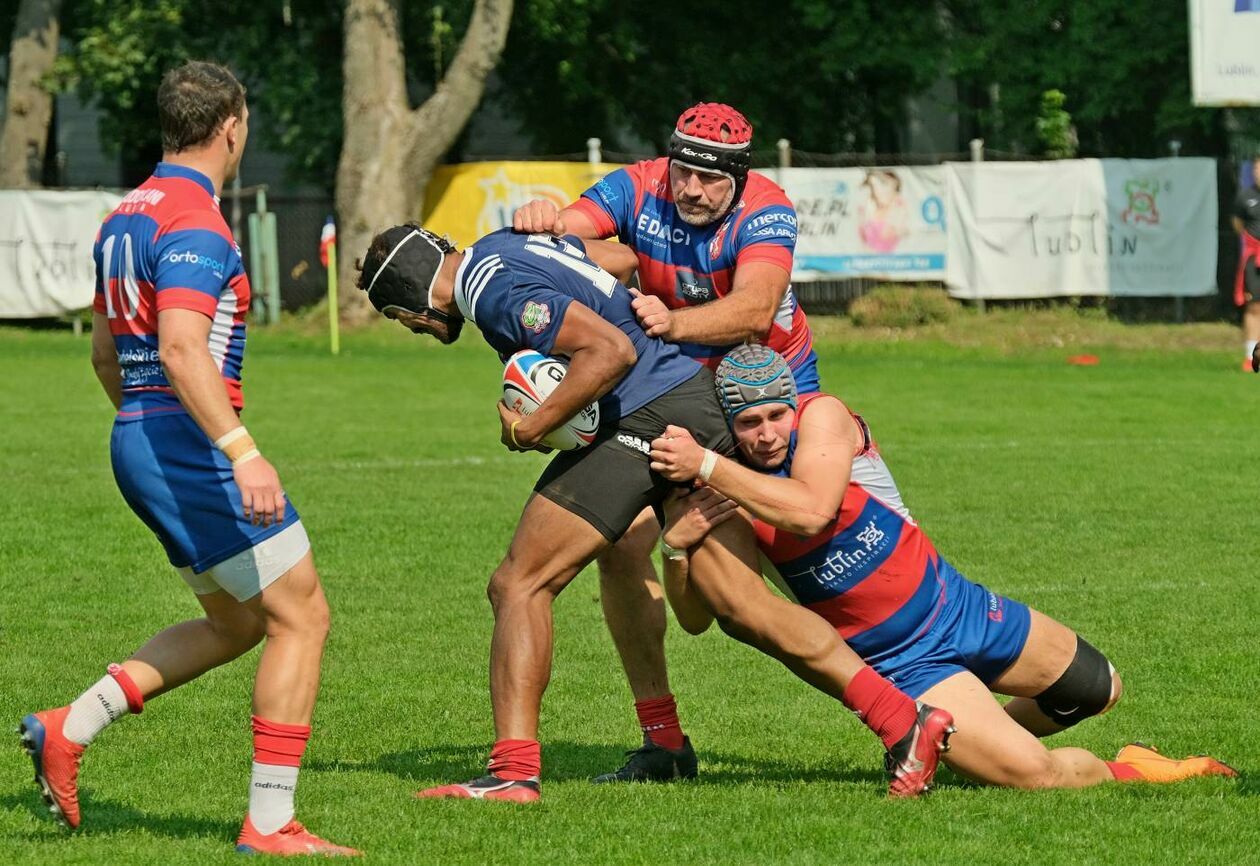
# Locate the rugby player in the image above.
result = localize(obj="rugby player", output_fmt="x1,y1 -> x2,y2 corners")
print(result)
17,62 -> 357,856
512,103 -> 813,782
1231,154 -> 1260,372
357,225 -> 953,801
651,345 -> 1239,790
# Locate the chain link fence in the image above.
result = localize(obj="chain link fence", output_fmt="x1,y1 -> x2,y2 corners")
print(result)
225,190 -> 334,313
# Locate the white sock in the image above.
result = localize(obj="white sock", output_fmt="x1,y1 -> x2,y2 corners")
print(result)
249,762 -> 299,835
63,673 -> 131,746
1246,340 -> 1257,359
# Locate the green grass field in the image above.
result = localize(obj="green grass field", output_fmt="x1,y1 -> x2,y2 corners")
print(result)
2,319 -> 1258,864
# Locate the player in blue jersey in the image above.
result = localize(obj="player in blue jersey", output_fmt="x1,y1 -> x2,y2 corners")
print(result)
514,103 -> 819,782
357,225 -> 954,801
17,62 -> 356,857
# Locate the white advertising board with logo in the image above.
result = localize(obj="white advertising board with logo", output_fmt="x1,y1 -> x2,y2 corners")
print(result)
0,189 -> 122,317
945,158 -> 1217,299
1190,0 -> 1260,106
777,166 -> 947,281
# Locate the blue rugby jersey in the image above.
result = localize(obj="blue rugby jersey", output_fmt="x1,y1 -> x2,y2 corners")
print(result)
453,229 -> 697,421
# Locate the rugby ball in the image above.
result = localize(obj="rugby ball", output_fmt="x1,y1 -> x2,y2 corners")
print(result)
502,350 -> 601,450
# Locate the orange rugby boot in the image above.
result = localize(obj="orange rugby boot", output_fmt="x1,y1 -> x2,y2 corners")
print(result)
1113,742 -> 1238,783
18,707 -> 85,829
235,816 -> 360,857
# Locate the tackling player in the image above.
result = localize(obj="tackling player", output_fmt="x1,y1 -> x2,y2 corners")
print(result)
512,103 -> 813,781
357,224 -> 953,801
17,62 -> 357,856
651,345 -> 1238,790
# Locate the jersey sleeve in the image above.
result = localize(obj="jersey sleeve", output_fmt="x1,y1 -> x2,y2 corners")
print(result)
92,227 -> 107,314
733,199 -> 798,271
152,211 -> 236,317
569,164 -> 643,239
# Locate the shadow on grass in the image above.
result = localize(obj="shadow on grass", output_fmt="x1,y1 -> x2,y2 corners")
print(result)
309,740 -> 888,789
0,789 -> 236,842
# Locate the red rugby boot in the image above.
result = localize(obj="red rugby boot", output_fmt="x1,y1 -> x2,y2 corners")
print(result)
235,816 -> 360,857
415,774 -> 541,803
885,702 -> 955,798
18,707 -> 84,829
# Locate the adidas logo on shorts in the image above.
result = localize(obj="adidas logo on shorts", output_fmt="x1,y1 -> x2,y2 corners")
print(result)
616,434 -> 651,454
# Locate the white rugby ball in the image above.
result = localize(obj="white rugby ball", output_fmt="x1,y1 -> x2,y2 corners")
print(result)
502,350 -> 600,450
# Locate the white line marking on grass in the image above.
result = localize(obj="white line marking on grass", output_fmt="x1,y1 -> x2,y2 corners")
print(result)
319,455 -> 521,470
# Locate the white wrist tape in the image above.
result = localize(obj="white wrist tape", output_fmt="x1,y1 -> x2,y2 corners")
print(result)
214,426 -> 250,450
232,448 -> 261,467
698,449 -> 718,482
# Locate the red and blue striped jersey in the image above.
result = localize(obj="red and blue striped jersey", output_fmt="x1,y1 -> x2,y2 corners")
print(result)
753,393 -> 944,659
93,162 -> 250,419
570,158 -> 816,382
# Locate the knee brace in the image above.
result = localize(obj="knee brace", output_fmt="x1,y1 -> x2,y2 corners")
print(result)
1034,636 -> 1114,727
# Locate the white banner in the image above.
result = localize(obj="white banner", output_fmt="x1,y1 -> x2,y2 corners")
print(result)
0,190 -> 122,317
778,166 -> 947,281
1190,1 -> 1260,106
945,159 -> 1217,299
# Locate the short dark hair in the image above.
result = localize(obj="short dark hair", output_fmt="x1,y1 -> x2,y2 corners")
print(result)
157,61 -> 246,153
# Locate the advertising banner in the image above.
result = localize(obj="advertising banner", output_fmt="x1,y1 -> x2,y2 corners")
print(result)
778,166 -> 947,281
945,158 -> 1217,299
1190,0 -> 1260,106
0,189 -> 122,317
421,161 -> 624,248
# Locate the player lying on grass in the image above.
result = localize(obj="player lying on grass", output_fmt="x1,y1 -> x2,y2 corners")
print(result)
18,62 -> 357,856
651,344 -> 1238,790
357,224 -> 953,801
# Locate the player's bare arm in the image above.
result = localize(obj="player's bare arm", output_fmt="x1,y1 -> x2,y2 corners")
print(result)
633,260 -> 789,343
504,301 -> 637,449
658,488 -> 735,635
90,313 -> 123,410
511,199 -> 602,238
158,307 -> 286,526
650,398 -> 859,536
580,238 -> 639,285
1234,215 -> 1246,235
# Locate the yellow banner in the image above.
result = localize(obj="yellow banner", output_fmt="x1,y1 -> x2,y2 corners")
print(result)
420,161 -> 626,248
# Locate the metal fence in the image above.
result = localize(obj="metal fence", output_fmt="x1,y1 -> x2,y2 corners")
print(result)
224,188 -> 333,314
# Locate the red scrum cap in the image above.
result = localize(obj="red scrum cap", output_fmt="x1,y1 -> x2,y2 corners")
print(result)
668,102 -> 753,211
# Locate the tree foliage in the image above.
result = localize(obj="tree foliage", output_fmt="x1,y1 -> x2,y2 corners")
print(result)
501,0 -> 951,157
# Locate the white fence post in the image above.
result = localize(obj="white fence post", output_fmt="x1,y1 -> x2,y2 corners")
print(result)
587,137 -> 602,167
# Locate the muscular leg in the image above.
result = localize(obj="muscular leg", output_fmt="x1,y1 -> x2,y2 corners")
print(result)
251,553 -> 332,725
990,609 -> 1122,737
120,587 -> 267,701
487,494 -> 611,740
596,507 -> 671,700
120,552 -> 332,725
686,514 -> 865,698
920,671 -> 1114,789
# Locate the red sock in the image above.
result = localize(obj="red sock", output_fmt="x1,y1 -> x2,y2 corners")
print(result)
841,666 -> 919,749
1106,761 -> 1142,781
107,663 -> 145,714
634,694 -> 685,751
487,739 -> 541,781
252,716 -> 310,767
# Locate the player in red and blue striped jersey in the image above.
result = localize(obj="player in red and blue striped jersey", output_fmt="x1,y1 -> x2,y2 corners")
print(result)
512,103 -> 816,782
651,345 -> 1238,790
17,62 -> 356,857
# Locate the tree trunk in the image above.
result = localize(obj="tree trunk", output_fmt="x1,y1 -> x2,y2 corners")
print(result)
335,0 -> 512,322
0,0 -> 62,189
